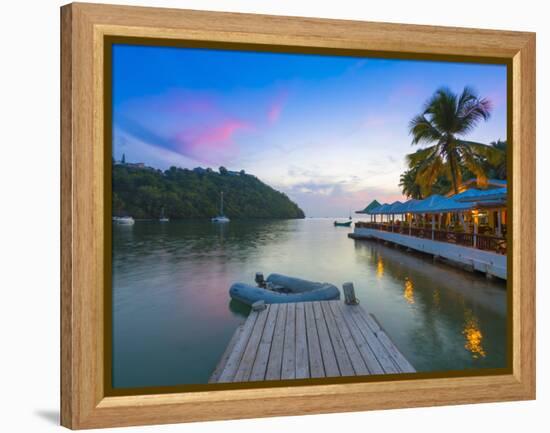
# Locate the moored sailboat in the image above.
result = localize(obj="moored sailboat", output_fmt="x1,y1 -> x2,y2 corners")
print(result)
211,191 -> 230,223
159,207 -> 169,222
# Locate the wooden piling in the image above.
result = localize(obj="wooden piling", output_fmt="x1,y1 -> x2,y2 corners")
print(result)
343,282 -> 359,305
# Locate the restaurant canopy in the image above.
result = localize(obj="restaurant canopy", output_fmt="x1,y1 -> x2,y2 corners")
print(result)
453,187 -> 507,202
360,188 -> 507,216
356,199 -> 381,214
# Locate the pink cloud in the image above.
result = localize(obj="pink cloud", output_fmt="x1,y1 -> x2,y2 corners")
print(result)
267,91 -> 288,124
120,89 -> 261,165
175,119 -> 251,164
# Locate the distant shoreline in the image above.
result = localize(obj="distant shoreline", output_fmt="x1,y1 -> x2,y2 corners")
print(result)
114,217 -> 360,222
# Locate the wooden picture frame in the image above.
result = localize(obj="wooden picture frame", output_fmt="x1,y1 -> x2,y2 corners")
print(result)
61,2 -> 536,429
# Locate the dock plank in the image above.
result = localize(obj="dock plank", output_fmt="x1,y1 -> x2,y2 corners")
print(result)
344,304 -> 400,374
281,303 -> 297,380
249,304 -> 280,381
208,324 -> 245,383
321,301 -> 354,376
336,302 -> 384,375
313,301 -> 340,377
295,302 -> 309,379
217,310 -> 260,383
265,303 -> 287,380
211,300 -> 415,383
328,301 -> 369,376
361,311 -> 416,373
233,305 -> 270,382
304,301 -> 324,378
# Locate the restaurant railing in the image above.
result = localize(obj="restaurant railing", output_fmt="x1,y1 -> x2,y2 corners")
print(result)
354,221 -> 506,254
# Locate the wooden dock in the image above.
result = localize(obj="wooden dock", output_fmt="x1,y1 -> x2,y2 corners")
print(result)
209,300 -> 415,383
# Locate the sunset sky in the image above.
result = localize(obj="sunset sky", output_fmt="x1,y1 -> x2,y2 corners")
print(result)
112,44 -> 507,217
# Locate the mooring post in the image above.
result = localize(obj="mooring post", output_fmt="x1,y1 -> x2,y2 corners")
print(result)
255,272 -> 265,287
343,282 -> 359,305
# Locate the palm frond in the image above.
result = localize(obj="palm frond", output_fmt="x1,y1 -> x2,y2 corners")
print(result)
457,140 -> 502,165
424,87 -> 459,133
455,87 -> 492,134
408,115 -> 442,145
415,155 -> 445,196
460,147 -> 488,186
405,145 -> 438,168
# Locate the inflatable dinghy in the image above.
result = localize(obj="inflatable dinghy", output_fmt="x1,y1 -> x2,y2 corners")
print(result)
229,273 -> 340,306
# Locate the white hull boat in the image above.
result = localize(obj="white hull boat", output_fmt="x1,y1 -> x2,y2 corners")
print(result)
211,191 -> 230,223
159,207 -> 169,222
211,216 -> 230,223
113,216 -> 135,225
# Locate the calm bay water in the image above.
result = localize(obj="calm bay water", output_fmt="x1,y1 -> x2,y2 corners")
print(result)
112,218 -> 507,388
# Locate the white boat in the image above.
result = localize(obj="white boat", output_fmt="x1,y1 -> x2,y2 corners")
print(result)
113,216 -> 135,225
211,215 -> 230,223
211,191 -> 230,223
159,207 -> 169,222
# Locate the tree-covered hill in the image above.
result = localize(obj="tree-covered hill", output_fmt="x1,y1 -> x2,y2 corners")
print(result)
112,165 -> 305,220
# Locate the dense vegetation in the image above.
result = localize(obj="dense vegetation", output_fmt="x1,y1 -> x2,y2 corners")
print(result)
399,87 -> 507,199
399,139 -> 506,199
112,165 -> 305,219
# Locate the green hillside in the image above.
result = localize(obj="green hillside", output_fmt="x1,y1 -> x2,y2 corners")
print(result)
112,165 -> 305,220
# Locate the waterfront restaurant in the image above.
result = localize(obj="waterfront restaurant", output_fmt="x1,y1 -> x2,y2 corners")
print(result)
353,180 -> 507,280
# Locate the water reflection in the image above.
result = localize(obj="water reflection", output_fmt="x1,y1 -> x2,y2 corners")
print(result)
376,257 -> 384,278
228,299 -> 250,318
113,219 -> 507,388
463,309 -> 487,359
351,239 -> 505,371
403,278 -> 415,304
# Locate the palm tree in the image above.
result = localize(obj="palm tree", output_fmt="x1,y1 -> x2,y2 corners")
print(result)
407,87 -> 497,195
488,139 -> 507,179
399,167 -> 423,199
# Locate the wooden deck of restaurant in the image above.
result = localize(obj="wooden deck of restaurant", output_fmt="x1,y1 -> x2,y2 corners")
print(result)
209,300 -> 415,383
355,222 -> 506,254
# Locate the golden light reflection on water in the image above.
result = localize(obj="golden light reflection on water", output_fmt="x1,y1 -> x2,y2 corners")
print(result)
462,310 -> 487,358
376,257 -> 384,278
403,278 -> 415,304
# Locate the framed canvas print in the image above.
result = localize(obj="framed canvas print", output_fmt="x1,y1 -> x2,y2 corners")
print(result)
60,2 -> 536,429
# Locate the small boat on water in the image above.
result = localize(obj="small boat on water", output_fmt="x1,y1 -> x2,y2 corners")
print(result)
113,216 -> 135,225
334,210 -> 353,227
159,207 -> 169,222
230,273 -> 340,306
211,215 -> 230,223
334,220 -> 352,227
211,191 -> 230,223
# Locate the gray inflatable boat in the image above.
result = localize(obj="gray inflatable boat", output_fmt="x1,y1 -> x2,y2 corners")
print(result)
229,273 -> 341,306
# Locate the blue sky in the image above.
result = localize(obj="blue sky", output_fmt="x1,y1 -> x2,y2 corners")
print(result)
113,44 -> 507,217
